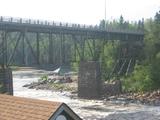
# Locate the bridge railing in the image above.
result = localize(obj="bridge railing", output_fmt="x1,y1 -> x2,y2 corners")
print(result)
0,16 -> 144,34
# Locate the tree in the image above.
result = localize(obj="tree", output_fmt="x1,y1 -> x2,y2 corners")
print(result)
155,11 -> 160,24
119,15 -> 124,25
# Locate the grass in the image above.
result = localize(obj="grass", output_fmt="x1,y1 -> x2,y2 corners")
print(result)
10,66 -> 21,71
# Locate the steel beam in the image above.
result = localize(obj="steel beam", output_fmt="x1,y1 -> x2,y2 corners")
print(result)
22,32 -> 25,65
2,31 -> 7,68
48,33 -> 53,64
36,33 -> 40,64
7,32 -> 22,66
25,34 -> 37,63
80,35 -> 85,61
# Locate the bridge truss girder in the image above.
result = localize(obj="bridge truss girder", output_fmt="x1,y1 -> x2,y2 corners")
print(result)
0,20 -> 144,75
0,30 -> 107,67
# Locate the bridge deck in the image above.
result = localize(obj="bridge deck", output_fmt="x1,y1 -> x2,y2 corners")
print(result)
0,16 -> 144,41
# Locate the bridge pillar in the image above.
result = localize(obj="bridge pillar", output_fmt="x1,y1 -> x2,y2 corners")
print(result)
0,68 -> 13,95
78,61 -> 102,99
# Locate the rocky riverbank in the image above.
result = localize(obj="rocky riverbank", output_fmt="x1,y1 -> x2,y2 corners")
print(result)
23,73 -> 160,106
105,90 -> 160,106
23,74 -> 78,93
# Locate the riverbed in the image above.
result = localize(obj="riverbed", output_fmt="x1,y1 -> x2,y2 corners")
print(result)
13,69 -> 160,120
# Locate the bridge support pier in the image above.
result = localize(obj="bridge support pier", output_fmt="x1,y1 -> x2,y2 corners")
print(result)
78,61 -> 102,99
0,68 -> 13,95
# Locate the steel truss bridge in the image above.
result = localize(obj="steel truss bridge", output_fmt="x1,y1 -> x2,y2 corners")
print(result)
0,16 -> 144,75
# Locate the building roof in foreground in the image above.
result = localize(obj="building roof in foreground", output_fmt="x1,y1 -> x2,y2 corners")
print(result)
0,94 -> 81,120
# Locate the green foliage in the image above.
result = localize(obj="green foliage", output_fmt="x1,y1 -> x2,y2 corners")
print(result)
99,15 -> 144,80
71,62 -> 79,72
123,10 -> 160,92
39,75 -> 48,82
150,58 -> 160,89
99,15 -> 144,30
155,10 -> 160,24
101,41 -> 119,80
10,66 -> 20,70
144,10 -> 160,90
123,65 -> 153,92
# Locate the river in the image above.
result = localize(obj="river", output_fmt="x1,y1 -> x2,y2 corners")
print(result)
13,69 -> 160,120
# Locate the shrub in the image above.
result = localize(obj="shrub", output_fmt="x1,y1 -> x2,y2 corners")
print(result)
123,65 -> 153,92
39,75 -> 48,82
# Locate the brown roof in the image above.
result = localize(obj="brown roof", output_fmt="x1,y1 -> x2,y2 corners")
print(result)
0,94 -> 62,120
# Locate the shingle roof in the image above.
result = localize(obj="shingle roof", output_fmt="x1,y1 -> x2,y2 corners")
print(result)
0,94 -> 62,120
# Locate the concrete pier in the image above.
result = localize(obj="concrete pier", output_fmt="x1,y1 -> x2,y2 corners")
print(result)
78,61 -> 102,99
0,68 -> 13,95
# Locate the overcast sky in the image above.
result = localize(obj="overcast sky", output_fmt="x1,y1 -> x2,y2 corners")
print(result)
0,0 -> 159,25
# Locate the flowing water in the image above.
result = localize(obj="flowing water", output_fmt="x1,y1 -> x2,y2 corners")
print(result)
13,69 -> 160,120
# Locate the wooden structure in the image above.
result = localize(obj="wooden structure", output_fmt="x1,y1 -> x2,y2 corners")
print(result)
0,94 -> 82,120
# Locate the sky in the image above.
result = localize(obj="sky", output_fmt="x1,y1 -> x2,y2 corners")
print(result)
0,0 -> 159,25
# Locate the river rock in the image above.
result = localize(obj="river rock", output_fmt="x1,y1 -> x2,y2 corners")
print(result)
23,84 -> 30,87
54,80 -> 61,84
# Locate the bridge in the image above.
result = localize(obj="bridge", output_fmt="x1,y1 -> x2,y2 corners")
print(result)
0,16 -> 143,66
0,16 -> 144,96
